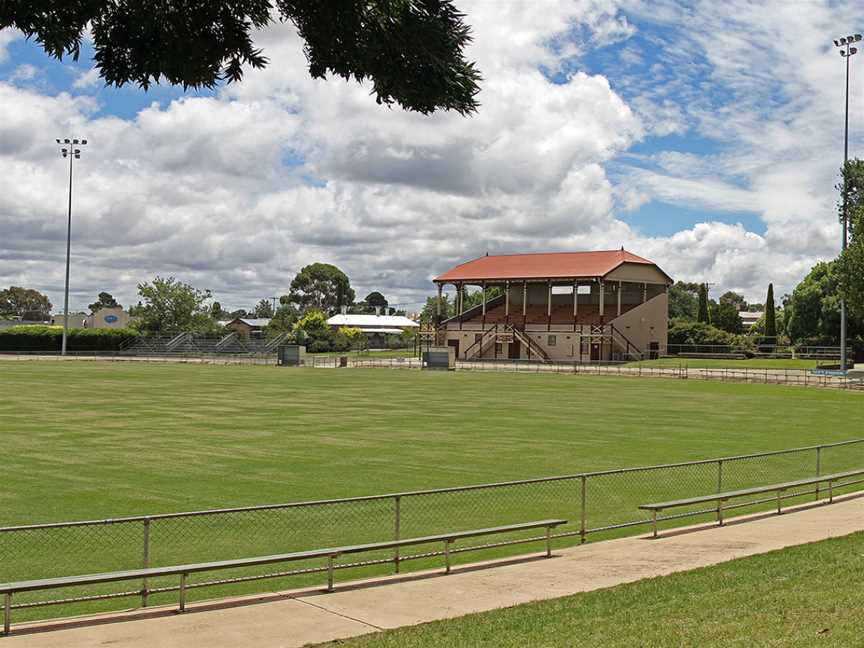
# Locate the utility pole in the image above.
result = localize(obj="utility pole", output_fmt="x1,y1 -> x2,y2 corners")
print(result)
56,138 -> 87,356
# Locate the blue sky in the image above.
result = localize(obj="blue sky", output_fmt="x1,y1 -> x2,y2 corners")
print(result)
0,1 -> 859,311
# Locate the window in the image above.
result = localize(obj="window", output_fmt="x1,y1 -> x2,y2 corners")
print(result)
548,335 -> 557,346
577,285 -> 591,295
474,333 -> 482,343
495,343 -> 503,355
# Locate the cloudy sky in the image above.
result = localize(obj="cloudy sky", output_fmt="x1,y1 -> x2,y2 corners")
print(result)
1,0 -> 862,313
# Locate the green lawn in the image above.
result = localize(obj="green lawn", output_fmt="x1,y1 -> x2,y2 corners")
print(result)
324,531 -> 864,648
628,357 -> 820,369
1,361 -> 861,524
1,361 -> 862,621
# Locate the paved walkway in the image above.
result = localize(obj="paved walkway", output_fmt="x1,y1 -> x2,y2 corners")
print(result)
7,495 -> 864,648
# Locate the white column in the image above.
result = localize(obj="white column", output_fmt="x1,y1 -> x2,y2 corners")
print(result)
617,280 -> 622,317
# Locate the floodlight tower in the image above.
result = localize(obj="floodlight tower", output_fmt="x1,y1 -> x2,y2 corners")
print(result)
833,34 -> 861,370
56,138 -> 87,356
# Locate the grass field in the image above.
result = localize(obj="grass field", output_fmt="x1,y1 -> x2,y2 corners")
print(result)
1,360 -> 863,622
325,531 -> 864,648
1,360 -> 862,525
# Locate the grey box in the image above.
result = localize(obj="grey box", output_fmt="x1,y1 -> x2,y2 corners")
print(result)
278,345 -> 306,366
423,346 -> 455,370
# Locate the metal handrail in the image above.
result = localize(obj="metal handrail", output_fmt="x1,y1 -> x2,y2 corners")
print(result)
3,438 -> 861,533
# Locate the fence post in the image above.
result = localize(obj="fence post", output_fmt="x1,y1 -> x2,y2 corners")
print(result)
815,447 -> 822,501
142,517 -> 151,607
394,495 -> 402,573
580,476 -> 587,544
3,593 -> 10,636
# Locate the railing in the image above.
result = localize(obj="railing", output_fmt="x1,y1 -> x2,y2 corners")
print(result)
2,439 -> 862,622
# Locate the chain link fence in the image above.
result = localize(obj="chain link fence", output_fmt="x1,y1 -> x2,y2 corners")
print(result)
2,439 -> 863,622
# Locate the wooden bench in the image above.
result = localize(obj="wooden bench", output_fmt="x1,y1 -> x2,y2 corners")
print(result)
639,469 -> 864,538
0,519 -> 566,635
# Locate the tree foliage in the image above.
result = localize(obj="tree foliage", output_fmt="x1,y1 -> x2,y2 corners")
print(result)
667,319 -> 740,346
420,294 -> 453,324
133,276 -> 216,333
785,262 -> 863,344
836,159 -> 864,319
668,282 -> 699,321
88,291 -> 119,313
709,301 -> 742,334
252,299 -> 274,319
289,263 -> 355,314
697,283 -> 710,323
719,291 -> 747,311
764,283 -> 777,339
0,286 -> 52,320
1,0 -> 480,115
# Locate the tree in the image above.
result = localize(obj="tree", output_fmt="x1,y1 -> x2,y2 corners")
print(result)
667,319 -> 739,346
211,301 -> 230,320
88,291 -> 119,313
764,283 -> 777,339
365,292 -> 388,312
709,302 -> 742,334
785,261 -> 863,344
252,299 -> 274,319
719,291 -> 747,311
0,286 -> 52,320
836,159 -> 864,319
265,303 -> 299,336
134,276 -> 216,333
420,295 -> 453,324
697,284 -> 710,323
291,308 -> 332,351
2,1 -> 480,115
289,263 -> 355,314
668,282 -> 699,320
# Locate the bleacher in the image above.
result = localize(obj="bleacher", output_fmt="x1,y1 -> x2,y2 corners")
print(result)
120,332 -> 286,356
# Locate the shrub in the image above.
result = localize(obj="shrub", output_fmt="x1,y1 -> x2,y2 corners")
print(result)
0,326 -> 136,352
308,339 -> 332,353
667,319 -> 740,346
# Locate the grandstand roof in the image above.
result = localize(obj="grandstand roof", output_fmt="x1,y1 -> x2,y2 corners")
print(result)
434,249 -> 671,283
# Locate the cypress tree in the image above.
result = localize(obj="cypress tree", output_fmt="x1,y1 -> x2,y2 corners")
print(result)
697,283 -> 710,323
765,283 -> 776,339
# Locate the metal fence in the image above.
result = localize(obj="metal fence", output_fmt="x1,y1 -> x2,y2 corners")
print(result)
2,438 -> 863,622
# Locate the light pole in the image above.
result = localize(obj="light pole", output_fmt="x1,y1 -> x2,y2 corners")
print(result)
833,34 -> 861,370
56,138 -> 87,356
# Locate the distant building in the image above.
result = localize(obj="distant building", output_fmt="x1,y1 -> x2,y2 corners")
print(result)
433,249 -> 672,362
86,306 -> 134,329
221,317 -> 271,337
49,312 -> 89,328
327,313 -> 419,348
739,311 -> 763,331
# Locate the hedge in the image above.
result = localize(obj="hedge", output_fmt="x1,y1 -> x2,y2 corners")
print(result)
0,326 -> 137,352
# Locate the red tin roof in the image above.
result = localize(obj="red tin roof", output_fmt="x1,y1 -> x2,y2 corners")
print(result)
434,249 -> 671,282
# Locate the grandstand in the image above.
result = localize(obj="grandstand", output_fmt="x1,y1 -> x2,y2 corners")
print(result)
434,249 -> 672,362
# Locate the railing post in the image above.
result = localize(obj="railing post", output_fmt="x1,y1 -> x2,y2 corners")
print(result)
580,475 -> 587,544
545,525 -> 552,557
3,592 -> 11,636
394,495 -> 402,573
178,573 -> 187,612
142,517 -> 151,607
443,539 -> 452,574
815,447 -> 822,501
327,554 -> 335,592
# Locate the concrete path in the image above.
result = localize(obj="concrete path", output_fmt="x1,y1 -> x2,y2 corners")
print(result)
7,495 -> 864,648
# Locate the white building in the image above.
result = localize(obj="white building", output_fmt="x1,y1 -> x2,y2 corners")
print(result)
327,313 -> 419,347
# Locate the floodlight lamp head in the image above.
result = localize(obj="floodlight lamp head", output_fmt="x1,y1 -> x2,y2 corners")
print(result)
61,151 -> 68,158
72,139 -> 79,144
55,138 -> 61,144
81,139 -> 87,145
839,37 -> 847,44
63,138 -> 70,144
852,47 -> 859,55
856,34 -> 863,41
849,35 -> 857,42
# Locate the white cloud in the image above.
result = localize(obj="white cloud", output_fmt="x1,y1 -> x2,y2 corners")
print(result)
0,0 -> 856,310
73,68 -> 101,89
0,29 -> 18,64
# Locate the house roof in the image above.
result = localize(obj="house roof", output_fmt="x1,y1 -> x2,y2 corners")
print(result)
434,249 -> 671,283
224,318 -> 271,327
327,314 -> 419,329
